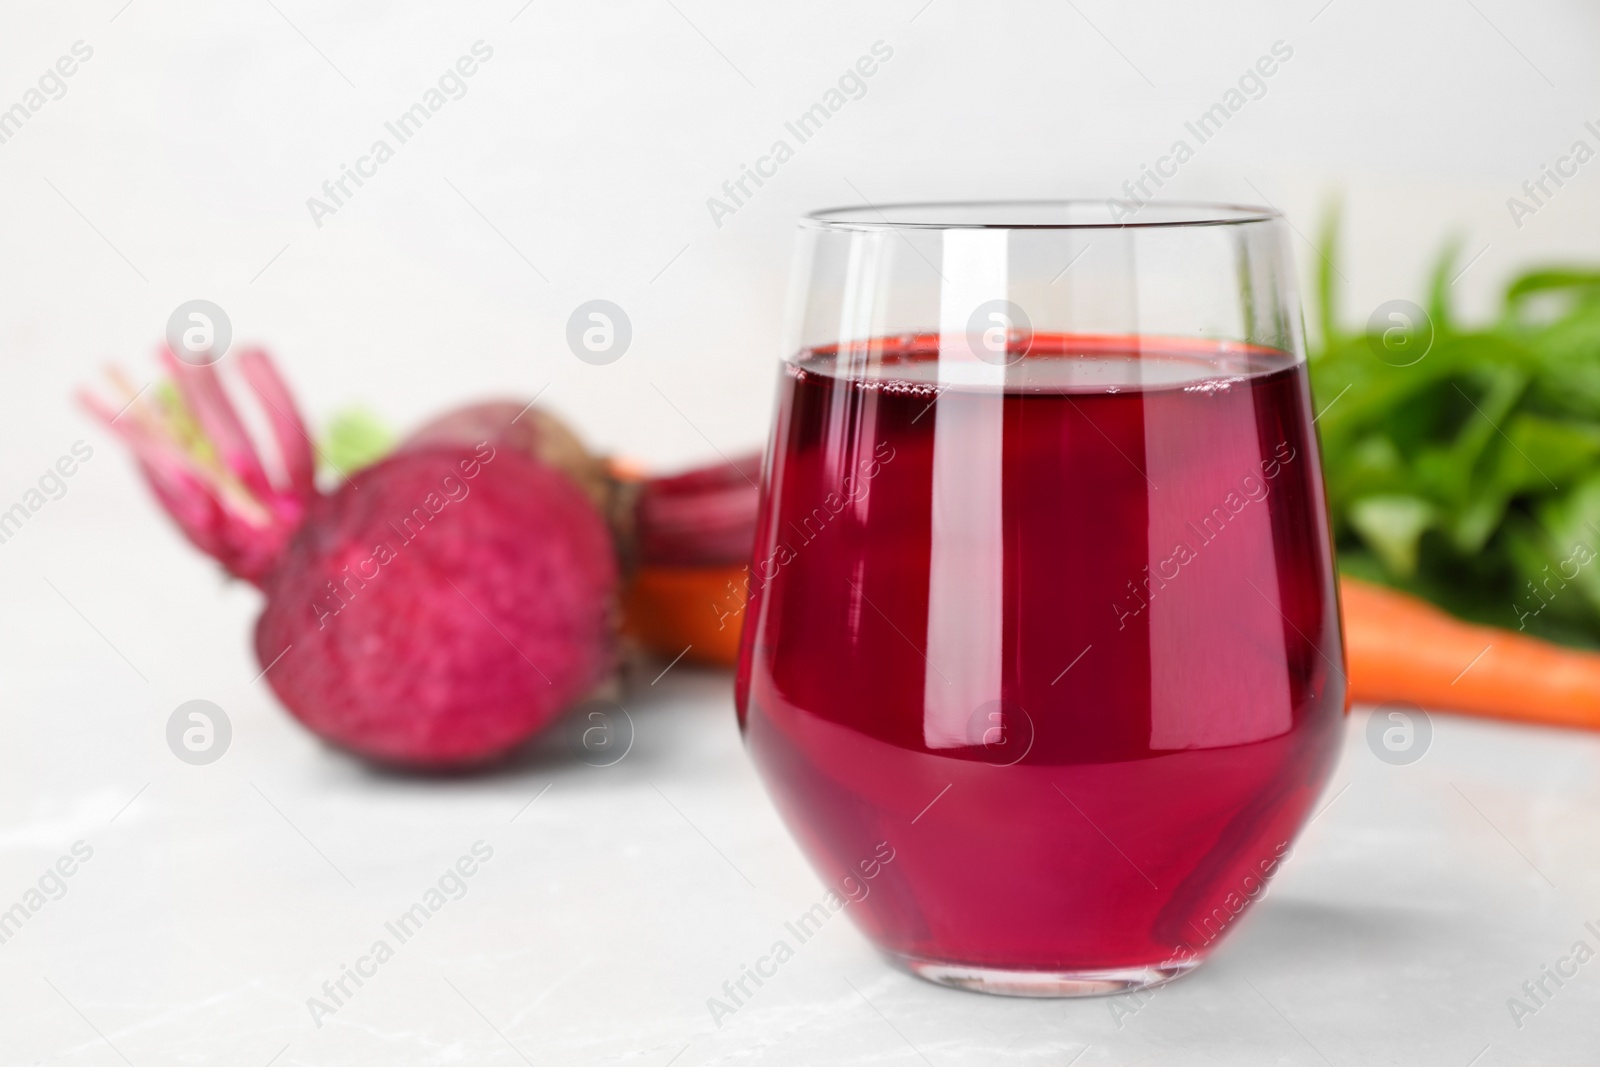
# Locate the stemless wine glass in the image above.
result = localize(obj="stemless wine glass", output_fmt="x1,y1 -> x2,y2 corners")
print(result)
733,201 -> 1346,997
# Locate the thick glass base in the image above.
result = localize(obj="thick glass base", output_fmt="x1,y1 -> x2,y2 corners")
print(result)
892,953 -> 1202,998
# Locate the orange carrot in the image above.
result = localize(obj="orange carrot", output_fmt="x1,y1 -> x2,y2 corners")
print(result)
622,565 -> 1600,731
621,564 -> 746,667
1341,575 -> 1600,730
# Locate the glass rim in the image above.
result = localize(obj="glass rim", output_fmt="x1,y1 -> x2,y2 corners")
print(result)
802,199 -> 1280,231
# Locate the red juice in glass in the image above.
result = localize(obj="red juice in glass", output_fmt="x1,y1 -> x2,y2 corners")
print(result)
735,330 -> 1344,994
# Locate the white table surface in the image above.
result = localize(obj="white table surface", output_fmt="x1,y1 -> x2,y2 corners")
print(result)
2,506 -> 1598,1066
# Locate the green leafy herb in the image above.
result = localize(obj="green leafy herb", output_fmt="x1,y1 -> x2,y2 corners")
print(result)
322,408 -> 395,477
1311,210 -> 1600,647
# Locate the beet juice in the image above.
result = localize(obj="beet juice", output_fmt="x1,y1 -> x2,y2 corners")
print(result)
735,333 -> 1344,993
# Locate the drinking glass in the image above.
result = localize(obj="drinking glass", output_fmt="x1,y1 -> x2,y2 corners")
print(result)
734,201 -> 1345,996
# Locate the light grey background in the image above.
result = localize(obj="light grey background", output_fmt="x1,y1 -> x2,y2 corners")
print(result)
2,1 -> 1599,1064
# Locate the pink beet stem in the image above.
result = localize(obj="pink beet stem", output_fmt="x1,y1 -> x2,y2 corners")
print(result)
160,348 -> 275,501
235,347 -> 317,502
81,349 -> 317,585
